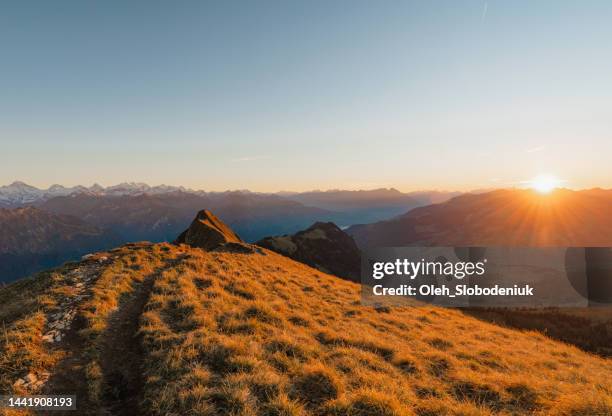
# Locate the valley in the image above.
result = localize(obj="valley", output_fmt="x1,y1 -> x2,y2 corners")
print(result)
0,182 -> 441,283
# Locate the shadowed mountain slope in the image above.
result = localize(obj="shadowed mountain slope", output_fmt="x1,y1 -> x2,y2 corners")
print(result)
257,222 -> 361,282
1,214 -> 610,415
282,189 -> 423,224
348,188 -> 612,248
0,207 -> 120,283
40,191 -> 332,243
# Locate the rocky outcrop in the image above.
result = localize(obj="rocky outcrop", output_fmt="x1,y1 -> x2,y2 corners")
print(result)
257,222 -> 361,282
12,253 -> 111,392
175,210 -> 243,250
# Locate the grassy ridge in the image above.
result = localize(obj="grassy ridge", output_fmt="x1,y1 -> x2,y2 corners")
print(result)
1,242 -> 611,415
137,245 -> 612,415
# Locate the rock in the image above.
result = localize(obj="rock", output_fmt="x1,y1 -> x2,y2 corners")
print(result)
13,378 -> 25,387
42,333 -> 55,342
54,333 -> 62,342
174,210 -> 242,250
81,254 -> 94,260
25,373 -> 37,384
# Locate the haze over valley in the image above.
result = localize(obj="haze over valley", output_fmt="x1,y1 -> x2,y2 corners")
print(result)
0,181 -> 458,283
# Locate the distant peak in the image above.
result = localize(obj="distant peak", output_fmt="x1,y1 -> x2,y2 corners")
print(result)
9,181 -> 36,188
308,221 -> 342,232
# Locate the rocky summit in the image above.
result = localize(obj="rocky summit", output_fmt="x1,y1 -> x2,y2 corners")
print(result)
257,221 -> 361,282
175,209 -> 243,250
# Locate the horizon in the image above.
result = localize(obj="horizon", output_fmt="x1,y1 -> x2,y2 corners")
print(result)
1,179 -> 610,195
2,1 -> 612,191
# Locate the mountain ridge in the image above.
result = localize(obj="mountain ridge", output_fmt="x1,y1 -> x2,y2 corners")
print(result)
348,188 -> 612,248
0,207 -> 121,282
0,181 -> 460,209
0,215 -> 610,415
257,222 -> 361,282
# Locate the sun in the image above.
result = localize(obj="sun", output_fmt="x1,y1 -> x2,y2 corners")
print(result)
529,174 -> 561,194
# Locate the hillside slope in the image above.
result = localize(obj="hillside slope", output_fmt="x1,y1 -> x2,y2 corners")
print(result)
0,207 -> 120,283
348,189 -> 612,248
1,242 -> 610,415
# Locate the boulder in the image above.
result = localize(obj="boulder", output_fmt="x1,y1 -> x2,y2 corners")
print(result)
175,210 -> 242,250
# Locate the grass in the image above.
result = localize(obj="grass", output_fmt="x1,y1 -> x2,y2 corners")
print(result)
1,242 -> 611,415
0,267 -> 81,395
136,244 -> 612,415
466,307 -> 612,357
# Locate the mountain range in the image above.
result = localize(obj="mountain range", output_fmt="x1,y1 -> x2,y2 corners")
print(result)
3,184 -> 611,286
0,181 -> 458,211
0,182 -> 452,283
0,181 -> 191,208
0,183 -> 456,240
277,189 -> 460,225
348,188 -> 612,248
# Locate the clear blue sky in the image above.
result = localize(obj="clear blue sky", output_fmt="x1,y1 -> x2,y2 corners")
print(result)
1,1 -> 611,191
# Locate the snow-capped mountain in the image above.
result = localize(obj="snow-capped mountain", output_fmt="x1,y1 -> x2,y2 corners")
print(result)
104,182 -> 188,196
0,181 -> 89,207
0,181 -> 44,206
0,181 -> 190,207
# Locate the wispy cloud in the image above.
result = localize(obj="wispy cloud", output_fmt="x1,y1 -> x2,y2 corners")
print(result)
481,1 -> 488,22
526,145 -> 546,153
231,155 -> 270,163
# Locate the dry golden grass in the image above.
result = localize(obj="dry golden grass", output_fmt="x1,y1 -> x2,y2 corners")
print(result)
0,265 -> 90,415
137,244 -> 612,415
1,242 -> 611,415
0,267 -> 81,395
76,243 -> 184,404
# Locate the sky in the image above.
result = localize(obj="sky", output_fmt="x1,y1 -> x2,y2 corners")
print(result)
1,0 -> 611,192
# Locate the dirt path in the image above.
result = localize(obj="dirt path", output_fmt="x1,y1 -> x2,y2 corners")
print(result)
97,256 -> 186,415
37,252 -> 182,416
96,272 -> 155,415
